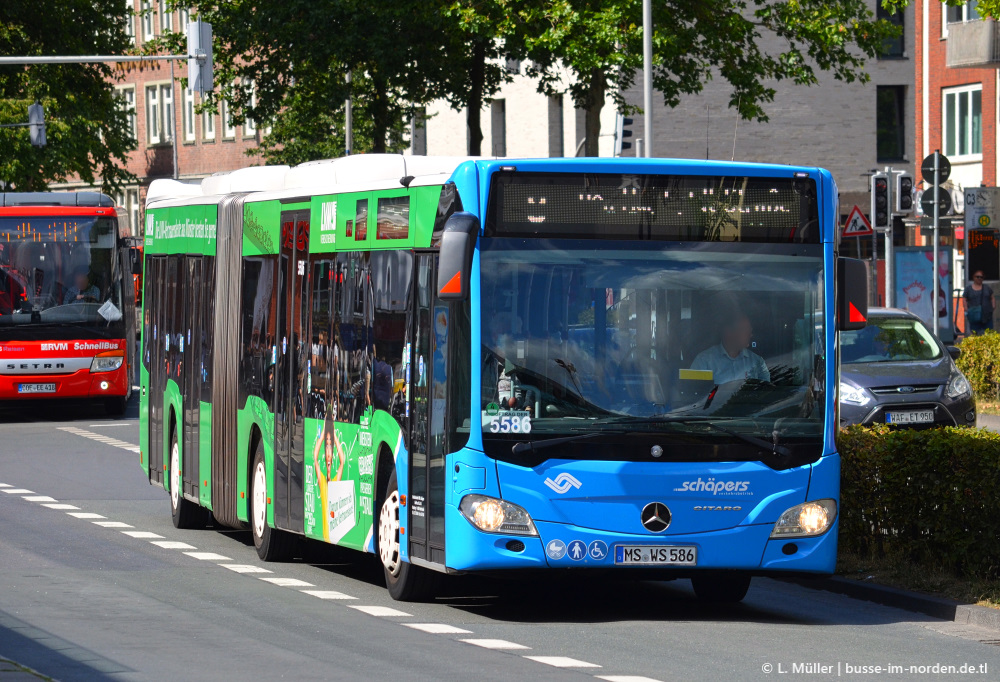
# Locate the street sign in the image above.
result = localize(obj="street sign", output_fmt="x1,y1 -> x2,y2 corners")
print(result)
842,205 -> 873,237
964,187 -> 1000,235
921,153 -> 951,186
919,217 -> 952,229
921,189 -> 952,215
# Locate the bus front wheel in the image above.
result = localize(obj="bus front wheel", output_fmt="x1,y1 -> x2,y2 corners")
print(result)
250,443 -> 294,562
691,575 -> 752,603
169,430 -> 208,529
377,470 -> 437,602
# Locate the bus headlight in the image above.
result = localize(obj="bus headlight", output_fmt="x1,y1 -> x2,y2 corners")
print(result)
770,499 -> 837,538
90,350 -> 124,373
459,494 -> 538,536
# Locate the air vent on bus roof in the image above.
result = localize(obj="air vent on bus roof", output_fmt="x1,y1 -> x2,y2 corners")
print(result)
201,165 -> 290,195
1,191 -> 114,207
146,179 -> 203,204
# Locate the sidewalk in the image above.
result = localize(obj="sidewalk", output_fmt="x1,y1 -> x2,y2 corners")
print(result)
0,658 -> 51,681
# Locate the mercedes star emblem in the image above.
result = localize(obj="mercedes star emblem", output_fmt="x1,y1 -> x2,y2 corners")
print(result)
641,502 -> 671,532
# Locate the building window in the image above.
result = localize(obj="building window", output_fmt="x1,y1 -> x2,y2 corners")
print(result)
202,93 -> 216,141
183,86 -> 196,142
124,0 -> 136,46
244,83 -> 257,137
944,1 -> 980,37
116,85 -> 137,142
146,83 -> 174,144
158,0 -> 172,32
141,0 -> 154,41
876,5 -> 904,58
876,86 -> 905,162
221,98 -> 236,139
943,84 -> 982,158
491,99 -> 506,157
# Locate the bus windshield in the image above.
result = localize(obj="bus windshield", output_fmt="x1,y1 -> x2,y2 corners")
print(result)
0,216 -> 125,338
479,238 -> 826,463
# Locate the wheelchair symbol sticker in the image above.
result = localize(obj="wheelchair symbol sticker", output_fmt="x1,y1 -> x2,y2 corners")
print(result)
588,540 -> 608,560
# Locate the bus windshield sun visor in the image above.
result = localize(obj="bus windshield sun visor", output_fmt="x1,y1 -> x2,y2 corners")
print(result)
437,212 -> 479,300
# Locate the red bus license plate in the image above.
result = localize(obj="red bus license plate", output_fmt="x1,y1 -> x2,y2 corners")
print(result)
18,383 -> 56,393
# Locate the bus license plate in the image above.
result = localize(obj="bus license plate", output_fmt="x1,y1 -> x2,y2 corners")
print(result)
615,545 -> 697,566
18,383 -> 56,394
886,410 -> 933,424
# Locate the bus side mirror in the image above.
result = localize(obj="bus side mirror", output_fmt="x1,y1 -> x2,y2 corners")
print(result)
437,212 -> 479,301
837,257 -> 868,331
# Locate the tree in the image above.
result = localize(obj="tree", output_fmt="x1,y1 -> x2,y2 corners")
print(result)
512,0 -> 901,156
0,0 -> 135,192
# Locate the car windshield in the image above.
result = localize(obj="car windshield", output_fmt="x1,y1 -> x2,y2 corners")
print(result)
840,316 -> 942,363
0,216 -> 125,337
479,238 -> 827,454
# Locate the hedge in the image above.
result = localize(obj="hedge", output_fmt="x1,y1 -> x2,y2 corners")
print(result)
838,424 -> 1000,577
955,329 -> 1000,402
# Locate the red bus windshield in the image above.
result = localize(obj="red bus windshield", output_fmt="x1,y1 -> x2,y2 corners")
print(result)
0,215 -> 127,340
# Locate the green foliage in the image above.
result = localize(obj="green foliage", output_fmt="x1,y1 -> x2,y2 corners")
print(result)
0,0 -> 135,192
956,330 -> 1000,403
838,424 -> 1000,578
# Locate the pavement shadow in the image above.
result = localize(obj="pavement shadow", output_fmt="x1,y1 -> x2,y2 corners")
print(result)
0,393 -> 138,424
0,610 -> 134,681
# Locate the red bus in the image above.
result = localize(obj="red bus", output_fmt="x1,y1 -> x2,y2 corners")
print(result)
0,192 -> 138,415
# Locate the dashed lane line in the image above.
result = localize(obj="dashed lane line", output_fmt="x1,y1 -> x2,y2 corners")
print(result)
526,656 -> 602,668
460,639 -> 531,650
59,426 -> 141,453
3,479 -> 661,681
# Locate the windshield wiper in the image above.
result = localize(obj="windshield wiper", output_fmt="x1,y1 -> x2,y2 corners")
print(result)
602,415 -> 791,457
511,430 -> 624,456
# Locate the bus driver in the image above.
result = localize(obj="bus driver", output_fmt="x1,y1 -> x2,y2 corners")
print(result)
690,312 -> 770,385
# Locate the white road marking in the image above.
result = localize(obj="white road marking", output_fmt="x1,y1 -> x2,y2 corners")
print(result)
89,424 -> 131,427
460,639 -> 531,650
183,552 -> 232,561
524,656 -> 600,668
93,521 -> 133,528
22,496 -> 57,502
220,564 -> 273,574
0,483 -> 11,488
67,512 -> 106,519
348,605 -> 412,617
58,426 -> 138,454
596,676 -> 663,682
404,623 -> 473,634
300,590 -> 356,600
259,577 -> 316,588
149,540 -> 197,550
41,503 -> 79,510
121,531 -> 164,539
3,489 -> 35,494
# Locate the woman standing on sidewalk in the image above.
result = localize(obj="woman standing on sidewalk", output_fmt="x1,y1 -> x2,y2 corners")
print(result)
963,270 -> 996,335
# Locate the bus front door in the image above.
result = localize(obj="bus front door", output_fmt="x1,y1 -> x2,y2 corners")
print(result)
408,253 -> 447,566
273,210 -> 310,533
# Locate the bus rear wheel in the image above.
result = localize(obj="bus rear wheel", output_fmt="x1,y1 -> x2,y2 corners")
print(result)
691,574 -> 752,603
250,442 -> 294,562
169,430 -> 208,529
377,470 -> 437,602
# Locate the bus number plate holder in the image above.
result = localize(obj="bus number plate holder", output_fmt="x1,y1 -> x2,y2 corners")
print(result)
614,545 -> 697,565
18,383 -> 56,394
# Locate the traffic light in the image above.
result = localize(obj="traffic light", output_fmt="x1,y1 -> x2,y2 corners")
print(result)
871,173 -> 889,229
896,174 -> 913,212
27,102 -> 45,147
614,113 -> 633,156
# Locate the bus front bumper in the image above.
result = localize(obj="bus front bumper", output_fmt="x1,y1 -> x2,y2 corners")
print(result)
0,364 -> 129,400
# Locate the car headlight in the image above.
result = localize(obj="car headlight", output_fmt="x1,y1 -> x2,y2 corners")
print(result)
770,499 -> 837,538
459,494 -> 537,536
839,381 -> 870,406
946,371 -> 972,399
90,350 -> 124,373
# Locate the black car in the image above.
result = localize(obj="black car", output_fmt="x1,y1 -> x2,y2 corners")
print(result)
839,308 -> 976,428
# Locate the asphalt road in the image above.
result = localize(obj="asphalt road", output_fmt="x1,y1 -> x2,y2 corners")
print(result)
2,398 -> 1000,682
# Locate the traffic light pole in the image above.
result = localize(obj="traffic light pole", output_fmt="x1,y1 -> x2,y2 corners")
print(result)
883,167 -> 894,308
933,151 -> 941,338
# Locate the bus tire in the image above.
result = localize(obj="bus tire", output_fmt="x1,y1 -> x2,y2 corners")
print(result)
105,396 -> 128,417
691,574 -> 752,603
169,429 -> 208,529
250,442 -> 294,562
377,469 -> 437,602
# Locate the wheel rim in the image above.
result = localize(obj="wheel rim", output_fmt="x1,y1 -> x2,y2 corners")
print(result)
252,460 -> 267,540
170,439 -> 180,511
378,489 -> 401,576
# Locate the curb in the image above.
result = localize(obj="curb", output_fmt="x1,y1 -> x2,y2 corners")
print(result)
785,576 -> 1000,634
978,413 -> 1000,433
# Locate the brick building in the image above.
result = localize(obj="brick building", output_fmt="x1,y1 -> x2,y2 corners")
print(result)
58,1 -> 263,237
